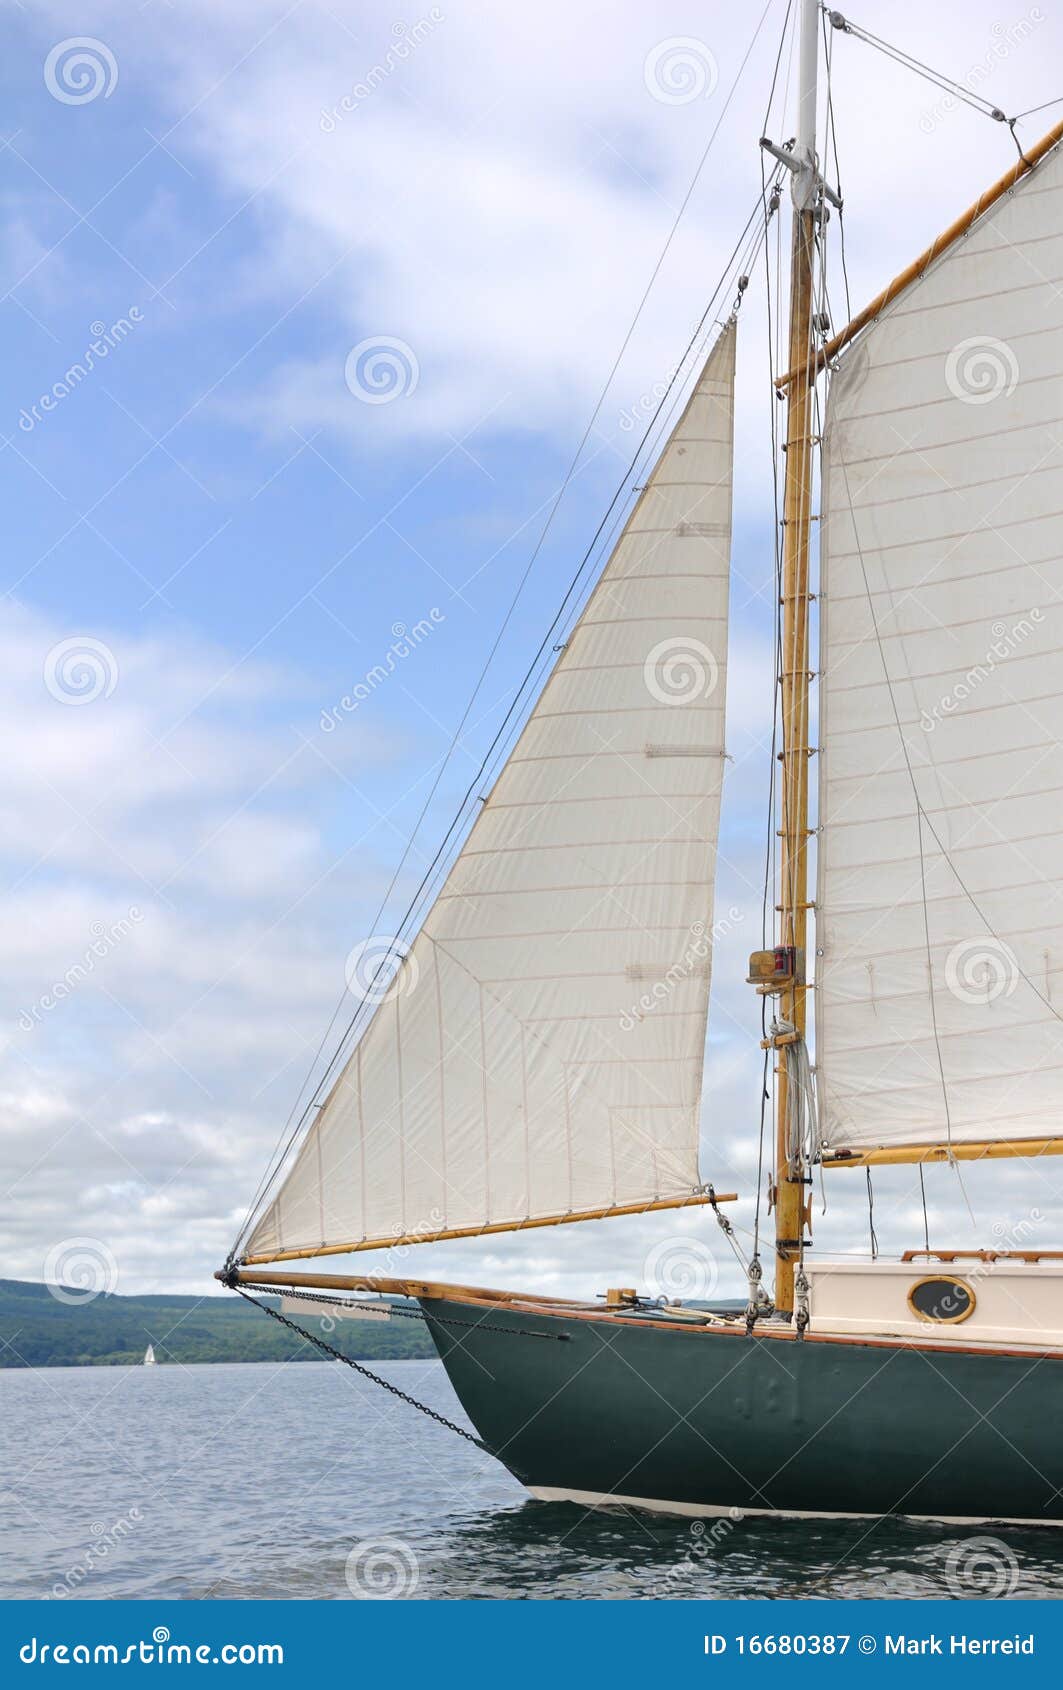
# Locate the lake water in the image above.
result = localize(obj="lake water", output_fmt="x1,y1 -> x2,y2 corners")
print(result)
5,1360 -> 1063,1601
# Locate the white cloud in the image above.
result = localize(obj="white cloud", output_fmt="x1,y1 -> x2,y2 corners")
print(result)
0,599 -> 425,1290
7,0 -> 1063,1299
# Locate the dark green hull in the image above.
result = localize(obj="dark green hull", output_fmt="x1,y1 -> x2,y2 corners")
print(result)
420,1297 -> 1063,1523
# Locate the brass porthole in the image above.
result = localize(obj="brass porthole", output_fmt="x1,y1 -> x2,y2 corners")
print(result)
907,1274 -> 977,1325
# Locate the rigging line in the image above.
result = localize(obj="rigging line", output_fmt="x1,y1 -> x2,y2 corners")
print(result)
763,179 -> 785,1209
761,0 -> 797,134
752,1045 -> 771,1262
831,463 -> 981,1234
760,172 -> 783,949
756,88 -> 787,1273
232,3 -> 782,1251
240,1282 -> 568,1341
865,1166 -> 878,1259
322,183 -> 783,979
919,1163 -> 931,1253
825,9 -> 1013,127
1014,94 -> 1063,121
761,0 -> 796,961
834,452 -> 956,1156
708,1189 -> 751,1274
821,0 -> 852,324
1008,118 -> 1033,170
906,802 -> 1063,1030
234,195 -> 779,1253
345,205 -> 775,940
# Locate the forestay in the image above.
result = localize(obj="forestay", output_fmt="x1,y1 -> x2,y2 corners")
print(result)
817,139 -> 1063,1155
243,323 -> 737,1261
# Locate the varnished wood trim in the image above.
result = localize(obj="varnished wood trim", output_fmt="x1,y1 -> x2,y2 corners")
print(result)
822,1139 -> 1063,1169
906,1273 -> 977,1325
902,1248 -> 1063,1263
222,1269 -> 1063,1362
237,1191 -> 737,1265
417,1289 -> 1063,1362
221,1266 -> 584,1306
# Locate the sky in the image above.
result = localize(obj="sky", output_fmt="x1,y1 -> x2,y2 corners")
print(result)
2,0 -> 1062,1305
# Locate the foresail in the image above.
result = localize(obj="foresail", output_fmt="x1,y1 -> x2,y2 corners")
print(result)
243,323 -> 737,1262
817,138 -> 1063,1157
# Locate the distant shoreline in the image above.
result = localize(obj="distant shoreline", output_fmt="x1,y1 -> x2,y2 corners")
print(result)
0,1278 -> 436,1368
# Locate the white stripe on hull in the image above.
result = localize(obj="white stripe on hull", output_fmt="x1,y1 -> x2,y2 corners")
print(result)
527,1485 -> 1063,1528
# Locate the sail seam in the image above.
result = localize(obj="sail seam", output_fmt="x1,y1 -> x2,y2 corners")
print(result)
831,454 -> 956,1154
545,654 -> 725,674
817,811 -> 1054,851
529,706 -> 721,720
457,836 -> 715,854
825,1066 -> 1063,1104
436,879 -> 716,897
826,411 -> 1063,468
239,319 -> 736,1259
820,1013 -> 1063,1054
430,923 -> 713,941
824,548 -> 1063,591
480,793 -> 717,810
820,455 -> 1063,516
571,614 -> 728,628
866,240 -> 1063,315
834,356 -> 1063,419
434,947 -> 447,1230
821,702 -> 1062,738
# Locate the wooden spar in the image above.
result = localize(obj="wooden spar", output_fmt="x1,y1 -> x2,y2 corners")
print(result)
773,205 -> 815,1317
778,112 -> 1063,388
772,0 -> 819,1317
822,1138 -> 1063,1169
901,1249 -> 1063,1263
237,1190 -> 738,1266
219,1266 -> 582,1304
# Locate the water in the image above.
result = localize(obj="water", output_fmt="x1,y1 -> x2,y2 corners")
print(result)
5,1361 -> 1063,1600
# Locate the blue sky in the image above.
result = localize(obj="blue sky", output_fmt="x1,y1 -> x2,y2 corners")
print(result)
3,0 -> 1062,1298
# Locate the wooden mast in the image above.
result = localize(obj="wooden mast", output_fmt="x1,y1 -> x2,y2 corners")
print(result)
775,114 -> 1063,1192
778,111 -> 1063,390
773,0 -> 820,1316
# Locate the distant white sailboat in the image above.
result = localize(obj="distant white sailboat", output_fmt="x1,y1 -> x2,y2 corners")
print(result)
142,1344 -> 156,1366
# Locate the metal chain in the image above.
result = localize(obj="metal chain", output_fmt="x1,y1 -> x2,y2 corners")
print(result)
231,1286 -> 488,1449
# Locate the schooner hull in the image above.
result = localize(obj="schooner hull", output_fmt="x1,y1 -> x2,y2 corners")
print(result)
420,1297 -> 1063,1525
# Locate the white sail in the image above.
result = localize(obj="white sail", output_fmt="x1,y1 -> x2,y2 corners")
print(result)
817,139 -> 1063,1155
245,323 -> 736,1261
143,1344 -> 156,1365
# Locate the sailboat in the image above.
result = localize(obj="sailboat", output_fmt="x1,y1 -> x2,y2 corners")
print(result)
143,1345 -> 156,1366
220,0 -> 1063,1524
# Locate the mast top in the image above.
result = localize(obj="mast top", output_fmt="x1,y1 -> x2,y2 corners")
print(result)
795,0 -> 820,190
760,0 -> 840,215
776,112 -> 1063,388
